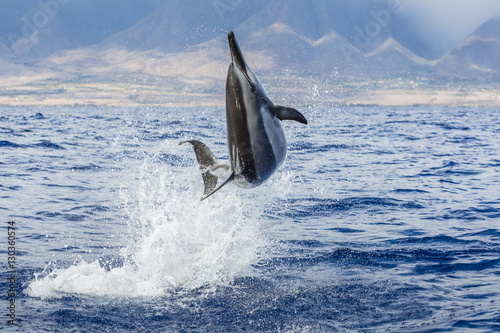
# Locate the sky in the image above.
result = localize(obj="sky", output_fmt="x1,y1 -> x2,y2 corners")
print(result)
400,0 -> 500,53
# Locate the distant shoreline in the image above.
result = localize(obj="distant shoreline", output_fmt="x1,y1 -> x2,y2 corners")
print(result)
1,79 -> 498,108
1,91 -> 498,108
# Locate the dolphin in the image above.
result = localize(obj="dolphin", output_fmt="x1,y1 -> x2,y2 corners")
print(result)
181,31 -> 307,200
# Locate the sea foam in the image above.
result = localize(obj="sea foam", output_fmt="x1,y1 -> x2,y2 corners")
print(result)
27,146 -> 265,299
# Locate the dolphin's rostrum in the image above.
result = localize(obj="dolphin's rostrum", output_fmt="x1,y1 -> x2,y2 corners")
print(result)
181,31 -> 307,200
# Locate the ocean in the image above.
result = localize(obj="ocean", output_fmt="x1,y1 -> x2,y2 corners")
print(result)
1,105 -> 499,332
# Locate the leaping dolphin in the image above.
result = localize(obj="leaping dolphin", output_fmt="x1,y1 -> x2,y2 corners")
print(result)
181,31 -> 307,200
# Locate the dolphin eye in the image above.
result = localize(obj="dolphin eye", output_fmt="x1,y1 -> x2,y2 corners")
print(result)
250,85 -> 256,93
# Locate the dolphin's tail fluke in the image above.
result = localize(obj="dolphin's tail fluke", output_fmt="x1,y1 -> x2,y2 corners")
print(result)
179,140 -> 218,196
179,140 -> 233,200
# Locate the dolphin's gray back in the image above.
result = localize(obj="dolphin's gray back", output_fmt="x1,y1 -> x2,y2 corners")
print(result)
226,63 -> 286,187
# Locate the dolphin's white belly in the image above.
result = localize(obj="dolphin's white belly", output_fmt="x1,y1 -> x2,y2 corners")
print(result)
259,105 -> 287,168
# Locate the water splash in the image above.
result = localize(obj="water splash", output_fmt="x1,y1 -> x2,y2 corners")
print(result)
27,150 -> 265,299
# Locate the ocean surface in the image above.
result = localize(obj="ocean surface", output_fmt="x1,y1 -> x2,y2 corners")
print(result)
1,105 -> 499,332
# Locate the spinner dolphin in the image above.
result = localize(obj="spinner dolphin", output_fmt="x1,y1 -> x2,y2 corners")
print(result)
181,31 -> 307,200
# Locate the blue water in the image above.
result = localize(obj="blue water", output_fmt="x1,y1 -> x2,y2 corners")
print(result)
1,105 -> 499,332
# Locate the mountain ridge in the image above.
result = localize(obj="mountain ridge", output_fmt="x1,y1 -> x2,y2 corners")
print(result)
436,17 -> 500,81
0,1 -> 498,85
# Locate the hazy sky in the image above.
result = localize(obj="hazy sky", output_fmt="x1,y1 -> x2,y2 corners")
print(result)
401,0 -> 500,52
1,0 -> 499,61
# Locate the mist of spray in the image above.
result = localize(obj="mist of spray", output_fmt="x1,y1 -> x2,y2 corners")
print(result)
27,143 -> 266,299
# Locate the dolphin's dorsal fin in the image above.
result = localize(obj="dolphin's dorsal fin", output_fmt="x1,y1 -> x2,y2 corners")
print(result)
273,105 -> 308,124
180,140 -> 233,200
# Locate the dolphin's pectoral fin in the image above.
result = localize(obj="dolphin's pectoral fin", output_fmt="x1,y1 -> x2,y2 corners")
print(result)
180,140 -> 232,200
201,172 -> 235,201
273,105 -> 308,125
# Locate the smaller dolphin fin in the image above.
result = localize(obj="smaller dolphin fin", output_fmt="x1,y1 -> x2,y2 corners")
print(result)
180,140 -> 232,200
273,105 -> 308,124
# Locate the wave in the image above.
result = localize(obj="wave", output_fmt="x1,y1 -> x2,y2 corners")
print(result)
423,121 -> 471,131
33,140 -> 66,150
36,211 -> 87,222
0,140 -> 65,150
414,258 -> 500,274
425,206 -> 500,221
460,229 -> 500,238
393,188 -> 429,194
0,140 -> 23,148
68,164 -> 103,171
272,196 -> 425,218
263,247 -> 400,269
289,141 -> 354,152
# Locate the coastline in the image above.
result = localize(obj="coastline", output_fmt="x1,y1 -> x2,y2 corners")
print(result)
1,79 -> 498,108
